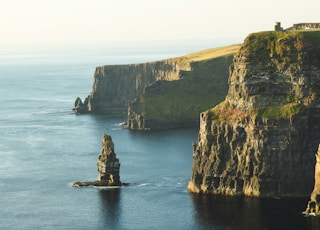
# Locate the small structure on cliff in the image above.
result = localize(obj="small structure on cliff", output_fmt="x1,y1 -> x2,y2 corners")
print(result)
275,22 -> 320,31
288,23 -> 320,31
274,22 -> 283,31
73,133 -> 122,187
304,145 -> 320,215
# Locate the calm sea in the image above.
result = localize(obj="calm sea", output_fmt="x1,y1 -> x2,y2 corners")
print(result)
0,46 -> 319,230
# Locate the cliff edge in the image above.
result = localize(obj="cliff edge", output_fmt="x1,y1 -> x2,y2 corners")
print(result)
73,45 -> 240,130
188,31 -> 320,197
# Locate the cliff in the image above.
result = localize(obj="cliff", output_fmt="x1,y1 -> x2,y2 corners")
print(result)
127,55 -> 234,129
73,58 -> 191,113
188,31 -> 320,197
73,45 -> 240,127
305,145 -> 320,215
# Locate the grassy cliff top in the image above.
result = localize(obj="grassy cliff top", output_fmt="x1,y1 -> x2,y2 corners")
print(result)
165,44 -> 241,68
242,30 -> 320,55
183,44 -> 241,62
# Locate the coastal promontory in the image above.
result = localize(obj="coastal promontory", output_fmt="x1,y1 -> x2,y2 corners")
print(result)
188,30 -> 320,197
73,45 -> 240,129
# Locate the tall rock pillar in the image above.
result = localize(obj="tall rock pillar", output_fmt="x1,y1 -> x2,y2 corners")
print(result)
97,134 -> 121,186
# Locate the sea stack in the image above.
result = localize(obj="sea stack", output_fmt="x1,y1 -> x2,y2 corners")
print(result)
73,133 -> 121,187
305,145 -> 320,215
97,133 -> 121,186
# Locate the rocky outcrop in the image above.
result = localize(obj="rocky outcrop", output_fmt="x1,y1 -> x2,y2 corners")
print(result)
188,31 -> 320,197
96,133 -> 121,185
305,145 -> 320,215
73,133 -> 122,187
73,58 -> 192,114
127,55 -> 235,130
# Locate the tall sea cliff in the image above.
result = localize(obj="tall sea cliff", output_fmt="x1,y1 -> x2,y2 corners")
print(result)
74,59 -> 189,113
73,45 -> 240,129
188,31 -> 320,197
127,55 -> 234,129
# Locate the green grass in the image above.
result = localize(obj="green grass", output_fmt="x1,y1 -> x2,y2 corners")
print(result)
251,102 -> 303,120
238,30 -> 320,71
134,49 -> 238,123
183,44 -> 241,62
141,79 -> 222,121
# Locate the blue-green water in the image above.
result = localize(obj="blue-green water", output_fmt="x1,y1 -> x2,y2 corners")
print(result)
1,49 -> 319,229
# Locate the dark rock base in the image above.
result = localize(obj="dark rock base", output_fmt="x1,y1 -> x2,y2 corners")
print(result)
72,181 -> 129,188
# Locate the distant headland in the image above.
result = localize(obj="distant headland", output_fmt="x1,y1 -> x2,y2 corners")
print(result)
73,44 -> 240,130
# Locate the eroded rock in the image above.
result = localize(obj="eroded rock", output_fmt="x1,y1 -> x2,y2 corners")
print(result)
188,31 -> 320,197
73,133 -> 122,187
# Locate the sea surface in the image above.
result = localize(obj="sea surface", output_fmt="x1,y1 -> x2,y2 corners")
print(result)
1,46 -> 320,230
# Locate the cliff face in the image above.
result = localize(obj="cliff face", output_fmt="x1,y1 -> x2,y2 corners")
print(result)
305,145 -> 320,215
73,58 -> 191,113
127,56 -> 234,129
188,31 -> 320,197
72,133 -> 122,187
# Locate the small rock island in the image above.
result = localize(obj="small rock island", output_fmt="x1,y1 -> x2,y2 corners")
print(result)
73,133 -> 122,187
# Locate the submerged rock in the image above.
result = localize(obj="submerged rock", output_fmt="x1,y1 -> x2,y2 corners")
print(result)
73,133 -> 122,187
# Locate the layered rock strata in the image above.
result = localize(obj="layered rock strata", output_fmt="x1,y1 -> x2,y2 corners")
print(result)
127,56 -> 234,130
73,133 -> 122,187
73,59 -> 191,114
305,145 -> 320,215
188,31 -> 320,197
73,45 -> 240,129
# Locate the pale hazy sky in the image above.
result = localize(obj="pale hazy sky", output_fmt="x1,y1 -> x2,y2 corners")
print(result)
1,0 -> 320,49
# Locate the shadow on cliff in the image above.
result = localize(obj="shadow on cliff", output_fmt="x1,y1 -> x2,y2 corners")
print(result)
98,188 -> 122,229
189,193 -> 319,229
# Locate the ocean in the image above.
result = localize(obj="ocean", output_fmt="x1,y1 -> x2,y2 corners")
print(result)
0,46 -> 319,230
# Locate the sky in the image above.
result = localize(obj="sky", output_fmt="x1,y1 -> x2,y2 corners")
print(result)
1,0 -> 320,52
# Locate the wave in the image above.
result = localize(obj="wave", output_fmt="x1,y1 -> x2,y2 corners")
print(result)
136,183 -> 149,187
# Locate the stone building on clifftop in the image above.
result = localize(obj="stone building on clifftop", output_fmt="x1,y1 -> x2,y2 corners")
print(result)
275,22 -> 320,31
